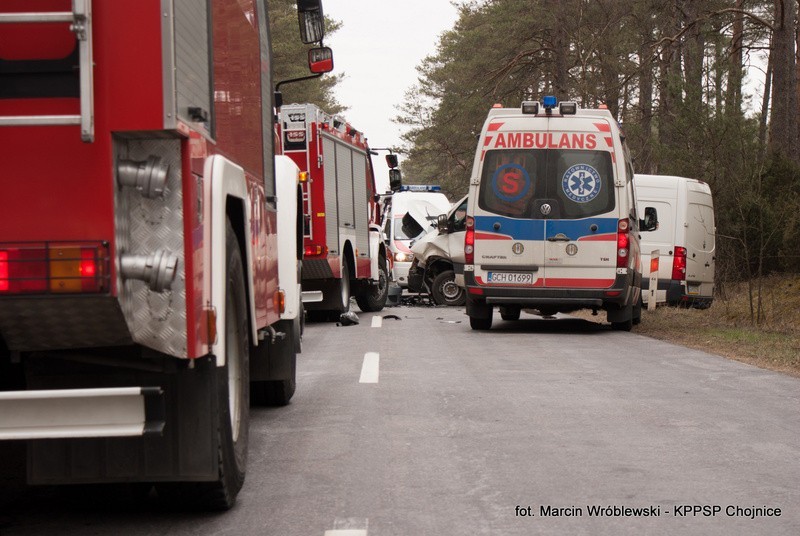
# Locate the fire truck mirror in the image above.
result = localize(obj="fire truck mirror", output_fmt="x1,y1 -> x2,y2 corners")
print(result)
386,154 -> 399,169
297,0 -> 325,44
308,47 -> 334,74
389,169 -> 402,192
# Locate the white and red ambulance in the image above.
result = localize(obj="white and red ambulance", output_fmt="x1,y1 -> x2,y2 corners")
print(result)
463,97 -> 649,330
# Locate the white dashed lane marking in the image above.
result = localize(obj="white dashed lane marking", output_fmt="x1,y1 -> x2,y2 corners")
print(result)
359,352 -> 380,384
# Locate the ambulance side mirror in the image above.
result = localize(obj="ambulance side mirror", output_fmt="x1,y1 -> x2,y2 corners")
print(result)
640,207 -> 658,232
308,46 -> 334,74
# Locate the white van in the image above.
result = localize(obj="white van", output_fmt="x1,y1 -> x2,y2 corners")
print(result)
383,186 -> 451,288
464,97 -> 652,330
408,195 -> 468,305
634,174 -> 715,308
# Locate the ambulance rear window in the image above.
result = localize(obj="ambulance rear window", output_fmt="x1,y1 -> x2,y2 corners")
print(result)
478,149 -> 615,219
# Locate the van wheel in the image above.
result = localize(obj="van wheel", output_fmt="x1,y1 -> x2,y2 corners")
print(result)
430,270 -> 466,306
356,256 -> 389,312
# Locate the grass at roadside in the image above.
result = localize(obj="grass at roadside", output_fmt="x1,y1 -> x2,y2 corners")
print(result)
581,275 -> 800,377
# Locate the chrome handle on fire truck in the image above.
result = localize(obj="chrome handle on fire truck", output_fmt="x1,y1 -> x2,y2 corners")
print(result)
0,0 -> 94,142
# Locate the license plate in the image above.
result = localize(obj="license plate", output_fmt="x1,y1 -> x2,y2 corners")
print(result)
688,283 -> 700,295
487,271 -> 533,284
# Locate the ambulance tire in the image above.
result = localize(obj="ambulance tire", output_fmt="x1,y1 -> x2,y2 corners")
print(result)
500,306 -> 521,321
356,256 -> 389,312
469,315 -> 493,330
632,294 -> 643,326
430,270 -> 466,306
159,221 -> 249,510
610,304 -> 633,332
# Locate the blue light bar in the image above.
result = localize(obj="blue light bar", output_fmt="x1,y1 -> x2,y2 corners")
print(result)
400,185 -> 442,192
542,96 -> 558,109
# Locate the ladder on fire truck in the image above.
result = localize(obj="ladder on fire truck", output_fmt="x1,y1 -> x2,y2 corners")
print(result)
0,0 -> 94,142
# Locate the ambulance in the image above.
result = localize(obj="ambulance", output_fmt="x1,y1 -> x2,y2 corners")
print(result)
463,97 -> 651,330
634,174 -> 715,308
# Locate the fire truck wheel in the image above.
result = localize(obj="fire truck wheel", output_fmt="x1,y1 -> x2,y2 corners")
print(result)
337,257 -> 352,314
430,270 -> 466,306
355,256 -> 389,312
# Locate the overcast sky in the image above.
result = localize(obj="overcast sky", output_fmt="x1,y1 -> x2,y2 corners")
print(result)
323,1 -> 460,165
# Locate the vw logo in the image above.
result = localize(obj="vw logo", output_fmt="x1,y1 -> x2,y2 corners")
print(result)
540,203 -> 552,215
512,242 -> 524,255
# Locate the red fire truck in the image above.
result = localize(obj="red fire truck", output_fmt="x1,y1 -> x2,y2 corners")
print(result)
0,0 -> 331,510
280,103 -> 390,316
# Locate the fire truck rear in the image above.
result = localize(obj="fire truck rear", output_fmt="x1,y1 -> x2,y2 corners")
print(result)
280,103 -> 390,316
0,0 -> 331,510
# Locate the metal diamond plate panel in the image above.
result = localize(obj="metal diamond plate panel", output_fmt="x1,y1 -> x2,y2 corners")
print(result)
114,138 -> 188,357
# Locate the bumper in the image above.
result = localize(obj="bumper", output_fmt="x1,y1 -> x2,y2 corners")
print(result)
642,278 -> 714,308
391,261 -> 412,288
464,271 -> 638,310
0,387 -> 164,440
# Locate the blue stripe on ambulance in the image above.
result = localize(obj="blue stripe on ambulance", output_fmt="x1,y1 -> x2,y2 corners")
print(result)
474,216 -> 617,241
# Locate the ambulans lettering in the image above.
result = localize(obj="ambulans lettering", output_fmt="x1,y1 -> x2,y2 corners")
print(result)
491,163 -> 531,202
562,164 -> 601,203
492,132 -> 597,150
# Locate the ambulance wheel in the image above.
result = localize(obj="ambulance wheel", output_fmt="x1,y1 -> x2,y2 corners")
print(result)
430,270 -> 466,306
500,306 -> 521,321
356,256 -> 389,312
610,304 -> 633,332
632,295 -> 643,326
469,315 -> 493,330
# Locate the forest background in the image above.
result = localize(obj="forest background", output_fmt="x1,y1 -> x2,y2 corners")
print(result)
272,0 -> 800,330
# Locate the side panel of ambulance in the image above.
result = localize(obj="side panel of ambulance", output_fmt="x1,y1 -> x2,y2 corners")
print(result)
464,99 -> 642,330
635,174 -> 715,308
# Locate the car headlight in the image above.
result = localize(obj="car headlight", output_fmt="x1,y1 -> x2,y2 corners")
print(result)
394,252 -> 413,262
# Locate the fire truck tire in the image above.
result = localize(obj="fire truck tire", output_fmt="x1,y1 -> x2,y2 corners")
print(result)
160,221 -> 250,510
336,257 -> 352,314
430,270 -> 466,306
356,256 -> 389,312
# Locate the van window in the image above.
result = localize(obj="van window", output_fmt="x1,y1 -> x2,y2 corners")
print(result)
478,149 -> 615,219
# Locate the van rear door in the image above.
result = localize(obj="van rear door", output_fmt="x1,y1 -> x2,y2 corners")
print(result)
686,184 -> 715,296
542,123 -> 618,288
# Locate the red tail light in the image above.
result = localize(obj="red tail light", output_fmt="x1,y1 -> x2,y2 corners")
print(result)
0,242 -> 109,294
464,216 -> 475,265
616,219 -> 630,268
304,244 -> 327,257
671,246 -> 687,281
0,251 -> 9,292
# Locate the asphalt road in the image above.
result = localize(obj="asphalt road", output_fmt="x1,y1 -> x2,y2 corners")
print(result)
1,304 -> 799,535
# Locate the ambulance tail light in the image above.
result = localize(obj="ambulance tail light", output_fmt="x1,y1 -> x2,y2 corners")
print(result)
464,216 -> 475,265
0,242 -> 110,294
616,219 -> 630,268
671,247 -> 687,281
